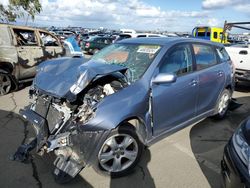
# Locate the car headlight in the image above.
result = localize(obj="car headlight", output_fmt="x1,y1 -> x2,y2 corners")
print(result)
232,126 -> 250,168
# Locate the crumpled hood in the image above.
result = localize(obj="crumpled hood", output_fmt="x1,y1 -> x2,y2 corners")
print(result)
33,57 -> 127,100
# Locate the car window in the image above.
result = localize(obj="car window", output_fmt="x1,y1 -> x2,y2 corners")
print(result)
137,35 -> 146,38
160,44 -> 193,76
193,44 -> 217,70
96,39 -> 102,43
39,32 -> 59,46
92,44 -> 161,82
216,47 -> 230,62
13,28 -> 38,46
214,32 -> 218,39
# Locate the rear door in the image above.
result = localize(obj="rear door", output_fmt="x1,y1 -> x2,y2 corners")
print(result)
193,43 -> 226,115
151,44 -> 199,135
12,27 -> 43,79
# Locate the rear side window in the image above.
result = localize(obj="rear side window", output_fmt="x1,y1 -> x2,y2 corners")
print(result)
160,44 -> 193,76
39,32 -> 59,46
216,47 -> 230,62
193,44 -> 217,70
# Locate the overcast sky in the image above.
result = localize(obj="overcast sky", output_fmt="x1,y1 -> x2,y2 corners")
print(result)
1,0 -> 250,32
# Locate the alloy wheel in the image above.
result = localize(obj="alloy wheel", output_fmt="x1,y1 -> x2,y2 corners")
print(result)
0,74 -> 11,95
218,92 -> 230,115
98,133 -> 138,173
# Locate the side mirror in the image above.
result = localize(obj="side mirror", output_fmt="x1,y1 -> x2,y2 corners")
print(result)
152,73 -> 177,84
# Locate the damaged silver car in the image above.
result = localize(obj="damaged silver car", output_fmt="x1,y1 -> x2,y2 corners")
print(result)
13,38 -> 235,183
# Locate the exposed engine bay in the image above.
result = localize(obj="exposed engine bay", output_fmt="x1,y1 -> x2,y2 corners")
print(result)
12,66 -> 128,183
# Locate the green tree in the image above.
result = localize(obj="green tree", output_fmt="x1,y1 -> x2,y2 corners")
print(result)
0,0 -> 42,22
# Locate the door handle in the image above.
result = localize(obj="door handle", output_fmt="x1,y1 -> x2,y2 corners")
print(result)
189,79 -> 198,86
217,71 -> 224,77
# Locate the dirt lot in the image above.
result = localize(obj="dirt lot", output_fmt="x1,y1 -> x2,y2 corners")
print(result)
0,82 -> 250,188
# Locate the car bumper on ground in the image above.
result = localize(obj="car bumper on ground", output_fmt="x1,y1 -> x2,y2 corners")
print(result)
221,140 -> 250,188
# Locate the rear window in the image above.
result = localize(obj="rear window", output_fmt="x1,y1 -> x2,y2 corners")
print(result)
197,32 -> 205,37
193,44 -> 217,70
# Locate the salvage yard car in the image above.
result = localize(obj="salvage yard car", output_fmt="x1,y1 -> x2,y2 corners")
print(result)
13,37 -> 234,183
0,24 -> 64,95
221,117 -> 250,188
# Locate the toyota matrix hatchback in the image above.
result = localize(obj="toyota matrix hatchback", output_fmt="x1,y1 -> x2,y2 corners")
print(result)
13,37 -> 234,183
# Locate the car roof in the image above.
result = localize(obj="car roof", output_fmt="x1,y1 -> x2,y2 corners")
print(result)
117,37 -> 224,47
0,23 -> 52,34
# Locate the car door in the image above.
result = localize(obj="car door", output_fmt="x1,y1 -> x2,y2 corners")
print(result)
12,27 -> 44,79
151,44 -> 199,136
193,43 -> 226,115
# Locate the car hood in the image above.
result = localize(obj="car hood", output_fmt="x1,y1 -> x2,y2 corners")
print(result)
33,57 -> 127,100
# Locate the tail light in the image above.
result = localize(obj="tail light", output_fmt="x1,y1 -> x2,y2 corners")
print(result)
85,42 -> 90,48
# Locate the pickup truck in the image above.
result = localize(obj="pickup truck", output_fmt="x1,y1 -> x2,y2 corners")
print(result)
225,43 -> 250,82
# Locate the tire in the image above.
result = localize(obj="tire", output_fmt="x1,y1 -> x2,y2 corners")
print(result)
94,125 -> 143,178
0,72 -> 12,95
214,89 -> 231,119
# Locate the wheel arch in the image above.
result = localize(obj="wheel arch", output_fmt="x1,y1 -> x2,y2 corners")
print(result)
225,84 -> 233,93
117,117 -> 148,145
0,62 -> 14,74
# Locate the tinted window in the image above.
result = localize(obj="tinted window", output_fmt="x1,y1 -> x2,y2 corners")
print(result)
160,44 -> 193,76
216,47 -> 230,62
207,32 -> 211,37
214,32 -> 218,39
197,32 -> 205,37
193,44 -> 217,70
137,35 -> 146,38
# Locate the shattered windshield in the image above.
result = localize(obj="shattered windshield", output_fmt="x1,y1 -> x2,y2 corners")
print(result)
91,43 -> 161,82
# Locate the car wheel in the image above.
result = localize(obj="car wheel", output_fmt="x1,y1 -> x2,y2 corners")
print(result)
95,126 -> 143,177
93,49 -> 99,54
214,89 -> 231,119
0,73 -> 12,95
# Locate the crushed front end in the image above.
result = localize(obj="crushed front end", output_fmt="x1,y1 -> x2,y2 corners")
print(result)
12,58 -> 128,183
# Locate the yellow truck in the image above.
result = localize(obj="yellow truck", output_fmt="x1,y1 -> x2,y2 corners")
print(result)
192,26 -> 228,43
